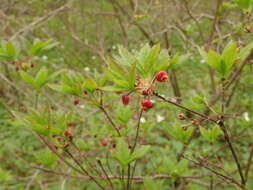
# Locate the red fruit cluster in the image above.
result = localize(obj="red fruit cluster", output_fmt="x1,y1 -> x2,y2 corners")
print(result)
141,99 -> 153,111
121,95 -> 130,105
156,71 -> 169,82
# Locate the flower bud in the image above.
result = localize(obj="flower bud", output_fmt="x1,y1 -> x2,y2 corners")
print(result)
156,71 -> 169,82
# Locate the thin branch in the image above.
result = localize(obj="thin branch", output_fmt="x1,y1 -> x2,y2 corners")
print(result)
154,92 -> 214,122
99,106 -> 121,136
183,155 -> 245,190
64,149 -> 105,190
9,0 -> 73,40
244,143 -> 253,182
217,121 -> 245,186
109,0 -> 155,45
97,160 -> 115,190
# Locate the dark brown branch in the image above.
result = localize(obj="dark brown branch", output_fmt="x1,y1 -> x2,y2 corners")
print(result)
244,143 -> 253,183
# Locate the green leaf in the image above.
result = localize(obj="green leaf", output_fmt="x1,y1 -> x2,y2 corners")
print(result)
144,178 -> 164,190
20,71 -> 36,87
159,157 -> 191,178
35,66 -> 49,88
112,138 -> 131,168
130,145 -> 150,162
238,41 -> 253,63
221,40 -> 237,70
5,42 -> 17,60
99,86 -> 126,92
207,50 -> 221,71
192,95 -> 206,104
144,44 -> 160,73
198,47 -> 207,62
200,126 -> 221,143
82,78 -> 97,92
234,0 -> 253,10
35,149 -> 57,167
48,84 -> 79,96
168,124 -> 193,143
29,39 -> 58,56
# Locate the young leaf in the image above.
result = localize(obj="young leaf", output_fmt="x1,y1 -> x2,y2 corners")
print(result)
112,138 -> 131,168
35,66 -> 49,88
20,71 -> 36,87
130,145 -> 150,162
82,78 -> 97,93
221,40 -> 237,71
207,50 -> 221,72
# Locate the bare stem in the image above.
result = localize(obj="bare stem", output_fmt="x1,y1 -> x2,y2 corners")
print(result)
217,121 -> 245,186
64,149 -> 105,190
99,106 -> 121,136
245,143 -> 253,182
97,160 -> 115,190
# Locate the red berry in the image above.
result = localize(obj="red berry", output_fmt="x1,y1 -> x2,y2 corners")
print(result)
112,143 -> 116,148
30,64 -> 35,68
156,71 -> 168,82
64,129 -> 73,137
121,95 -> 130,105
141,99 -> 154,111
73,99 -> 80,105
67,122 -> 75,127
100,139 -> 108,146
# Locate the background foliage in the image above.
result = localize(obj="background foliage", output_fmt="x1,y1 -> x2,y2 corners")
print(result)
1,0 -> 253,189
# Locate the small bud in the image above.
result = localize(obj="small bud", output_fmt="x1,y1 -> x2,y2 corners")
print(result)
64,129 -> 73,137
142,88 -> 153,96
191,119 -> 200,126
112,143 -> 116,148
73,99 -> 80,105
141,99 -> 154,111
30,64 -> 35,68
100,139 -> 108,146
155,71 -> 169,82
181,124 -> 188,131
178,113 -> 186,120
67,122 -> 75,127
121,95 -> 130,105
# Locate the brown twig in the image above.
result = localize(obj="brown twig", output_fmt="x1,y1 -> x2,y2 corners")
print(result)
244,143 -> 253,183
183,155 -> 245,190
64,148 -> 105,190
99,106 -> 121,136
217,121 -> 245,186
